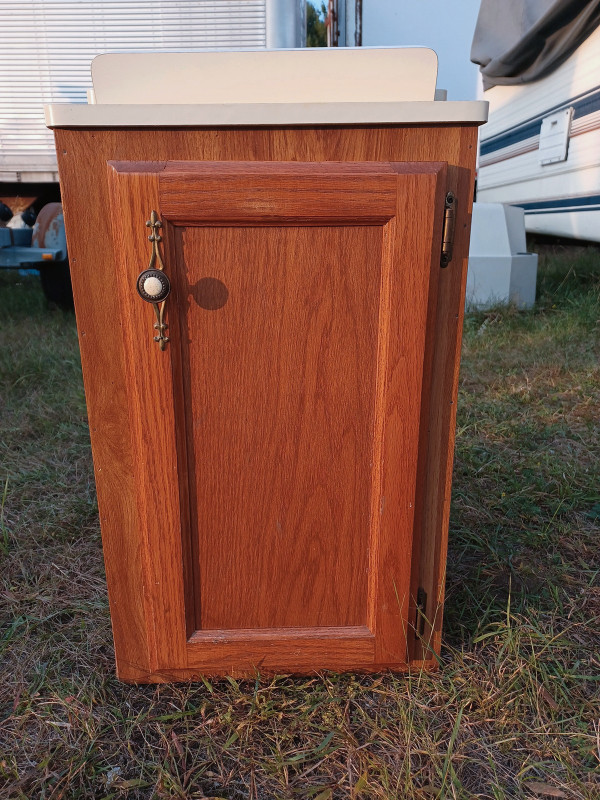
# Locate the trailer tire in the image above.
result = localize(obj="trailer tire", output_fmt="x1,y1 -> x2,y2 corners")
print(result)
32,202 -> 73,310
39,259 -> 74,310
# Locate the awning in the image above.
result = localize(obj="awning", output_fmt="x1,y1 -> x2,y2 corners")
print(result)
471,0 -> 600,88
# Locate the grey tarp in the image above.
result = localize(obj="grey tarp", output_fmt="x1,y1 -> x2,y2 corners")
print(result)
471,0 -> 600,88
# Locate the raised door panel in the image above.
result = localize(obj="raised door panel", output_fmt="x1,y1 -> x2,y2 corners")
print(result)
107,160 -> 446,678
179,224 -> 378,631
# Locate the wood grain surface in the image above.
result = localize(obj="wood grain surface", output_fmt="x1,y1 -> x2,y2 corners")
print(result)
107,165 -> 189,672
180,224 -> 379,631
159,161 -> 399,224
54,125 -> 479,680
410,161 -> 476,662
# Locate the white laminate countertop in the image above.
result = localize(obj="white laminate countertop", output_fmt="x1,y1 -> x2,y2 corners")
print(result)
45,49 -> 487,128
45,100 -> 488,128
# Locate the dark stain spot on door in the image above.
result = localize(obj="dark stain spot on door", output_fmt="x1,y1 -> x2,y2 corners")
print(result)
191,277 -> 229,310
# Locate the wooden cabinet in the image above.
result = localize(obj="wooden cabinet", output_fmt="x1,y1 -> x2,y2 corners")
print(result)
51,115 -> 483,681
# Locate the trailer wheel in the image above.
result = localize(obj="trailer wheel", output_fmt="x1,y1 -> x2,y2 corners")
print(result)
32,202 -> 73,310
39,259 -> 73,310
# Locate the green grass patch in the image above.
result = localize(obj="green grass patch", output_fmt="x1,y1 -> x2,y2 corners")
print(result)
1,250 -> 599,799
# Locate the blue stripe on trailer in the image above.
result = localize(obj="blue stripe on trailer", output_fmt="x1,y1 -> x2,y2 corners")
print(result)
517,194 -> 600,211
510,195 -> 600,214
479,85 -> 600,156
524,206 -> 600,215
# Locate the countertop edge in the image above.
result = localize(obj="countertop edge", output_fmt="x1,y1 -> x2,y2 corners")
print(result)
45,101 -> 489,128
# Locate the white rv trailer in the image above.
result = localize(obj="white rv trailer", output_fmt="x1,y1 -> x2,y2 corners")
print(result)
0,0 -> 304,187
476,23 -> 600,242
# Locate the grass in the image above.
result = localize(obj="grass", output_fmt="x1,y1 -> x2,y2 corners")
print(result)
1,245 -> 599,799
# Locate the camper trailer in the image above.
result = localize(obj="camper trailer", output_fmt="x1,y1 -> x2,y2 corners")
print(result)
0,0 -> 304,191
474,3 -> 600,242
0,0 -> 304,305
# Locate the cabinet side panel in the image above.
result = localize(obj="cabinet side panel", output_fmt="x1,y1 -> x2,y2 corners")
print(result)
54,131 -> 152,680
370,166 -> 446,664
411,129 -> 479,662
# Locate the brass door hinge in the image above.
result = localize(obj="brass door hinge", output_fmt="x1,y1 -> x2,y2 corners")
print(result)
440,191 -> 457,268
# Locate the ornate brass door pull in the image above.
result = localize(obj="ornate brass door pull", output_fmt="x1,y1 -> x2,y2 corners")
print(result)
137,211 -> 170,350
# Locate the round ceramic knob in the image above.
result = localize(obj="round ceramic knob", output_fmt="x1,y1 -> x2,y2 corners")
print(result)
137,268 -> 170,303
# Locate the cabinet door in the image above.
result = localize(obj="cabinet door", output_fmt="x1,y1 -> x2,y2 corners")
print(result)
107,160 -> 447,679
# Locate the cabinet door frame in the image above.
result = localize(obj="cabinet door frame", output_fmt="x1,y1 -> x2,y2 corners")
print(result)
107,160 -> 447,679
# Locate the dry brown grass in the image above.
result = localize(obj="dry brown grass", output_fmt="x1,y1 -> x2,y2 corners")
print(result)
1,245 -> 599,799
